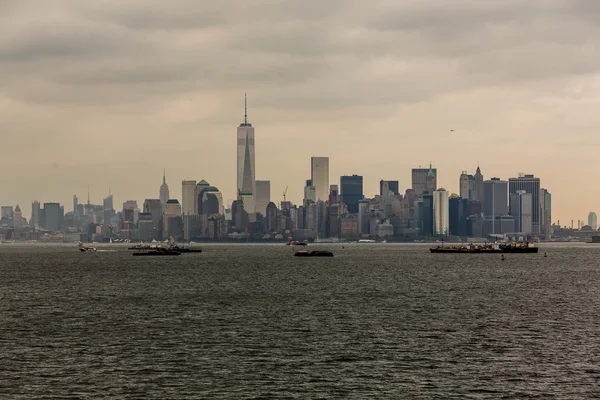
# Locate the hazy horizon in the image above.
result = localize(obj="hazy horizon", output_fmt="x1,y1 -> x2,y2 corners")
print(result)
2,0 -> 599,224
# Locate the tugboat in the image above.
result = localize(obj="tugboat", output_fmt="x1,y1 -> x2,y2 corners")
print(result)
294,250 -> 334,257
430,241 -> 539,254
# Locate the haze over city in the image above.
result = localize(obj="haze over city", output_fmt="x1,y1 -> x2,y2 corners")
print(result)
1,0 -> 599,223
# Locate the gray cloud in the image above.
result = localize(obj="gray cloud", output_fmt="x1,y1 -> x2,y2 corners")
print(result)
0,0 -> 599,221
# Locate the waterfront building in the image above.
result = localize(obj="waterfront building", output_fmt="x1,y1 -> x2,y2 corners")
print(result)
340,175 -> 363,214
509,174 -> 541,234
510,190 -> 533,234
255,180 -> 271,217
237,94 -> 256,201
181,180 -> 197,216
433,189 -> 449,236
311,157 -> 329,202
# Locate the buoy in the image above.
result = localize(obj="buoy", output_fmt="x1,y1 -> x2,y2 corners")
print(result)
544,252 -> 547,257
501,255 -> 505,261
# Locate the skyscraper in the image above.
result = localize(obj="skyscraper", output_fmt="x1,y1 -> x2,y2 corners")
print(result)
540,188 -> 552,239
473,166 -> 484,202
311,157 -> 329,202
510,190 -> 533,234
160,169 -> 170,209
255,180 -> 271,217
433,189 -> 449,236
181,180 -> 197,216
237,94 -> 256,201
43,202 -> 63,232
509,174 -> 541,234
483,178 -> 509,217
589,212 -> 597,230
412,165 -> 437,197
31,200 -> 40,229
380,180 -> 399,196
340,175 -> 363,214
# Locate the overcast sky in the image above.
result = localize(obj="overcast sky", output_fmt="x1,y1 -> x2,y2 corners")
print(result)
1,0 -> 599,224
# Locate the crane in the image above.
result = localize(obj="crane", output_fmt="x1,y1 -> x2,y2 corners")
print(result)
283,186 -> 288,202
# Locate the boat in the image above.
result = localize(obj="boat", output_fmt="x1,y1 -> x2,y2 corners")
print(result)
78,242 -> 97,252
430,242 -> 539,254
358,239 -> 376,244
287,239 -> 307,246
133,247 -> 181,256
294,250 -> 334,257
169,244 -> 202,253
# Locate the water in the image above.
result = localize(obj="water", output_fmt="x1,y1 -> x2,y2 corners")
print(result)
2,243 -> 600,398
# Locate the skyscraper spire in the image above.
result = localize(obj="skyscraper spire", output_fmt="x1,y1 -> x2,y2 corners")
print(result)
163,168 -> 166,184
244,92 -> 248,125
87,185 -> 90,205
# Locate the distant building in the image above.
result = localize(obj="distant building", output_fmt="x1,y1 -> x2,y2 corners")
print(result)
43,202 -> 63,232
340,175 -> 363,214
412,165 -> 437,197
589,212 -> 597,230
380,180 -> 399,196
483,178 -> 508,219
433,189 -> 449,236
163,199 -> 182,238
1,206 -> 13,220
328,184 -> 339,205
540,188 -> 552,240
421,194 -> 434,236
255,180 -> 271,217
311,157 -> 330,202
237,94 -> 256,202
303,180 -> 316,206
159,169 -> 170,210
143,199 -> 163,240
181,180 -> 197,216
31,201 -> 41,229
510,190 -> 533,234
509,174 -> 541,235
449,196 -> 467,237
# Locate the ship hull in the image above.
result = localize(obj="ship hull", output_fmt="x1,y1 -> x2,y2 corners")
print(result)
430,248 -> 539,254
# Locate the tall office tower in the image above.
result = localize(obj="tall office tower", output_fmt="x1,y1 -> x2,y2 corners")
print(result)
73,195 -> 79,215
160,169 -> 170,209
255,180 -> 271,217
483,178 -> 509,218
433,189 -> 449,236
340,175 -> 363,214
237,94 -> 256,201
380,180 -> 399,196
540,188 -> 552,239
472,166 -> 484,202
1,206 -> 13,220
163,199 -> 182,237
43,202 -> 63,232
509,174 -> 541,234
31,200 -> 40,229
103,194 -> 114,211
459,172 -> 470,199
144,199 -> 163,240
449,195 -> 467,237
304,179 -> 317,205
329,184 -> 339,204
589,212 -> 597,230
181,180 -> 197,216
510,190 -> 533,234
311,157 -> 330,202
240,192 -> 256,223
412,164 -> 437,197
422,194 -> 434,236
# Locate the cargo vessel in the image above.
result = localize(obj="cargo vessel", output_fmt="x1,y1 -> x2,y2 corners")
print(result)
430,242 -> 538,254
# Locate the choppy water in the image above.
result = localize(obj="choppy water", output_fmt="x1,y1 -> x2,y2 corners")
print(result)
2,243 -> 600,398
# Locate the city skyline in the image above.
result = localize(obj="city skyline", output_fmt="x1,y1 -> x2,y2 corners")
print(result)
2,1 -> 600,224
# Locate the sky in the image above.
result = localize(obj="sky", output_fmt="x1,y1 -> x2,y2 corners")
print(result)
1,0 -> 599,225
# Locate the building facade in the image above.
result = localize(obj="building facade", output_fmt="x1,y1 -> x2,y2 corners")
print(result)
340,175 -> 363,214
311,157 -> 329,202
433,189 -> 449,236
509,174 -> 541,234
255,180 -> 271,217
